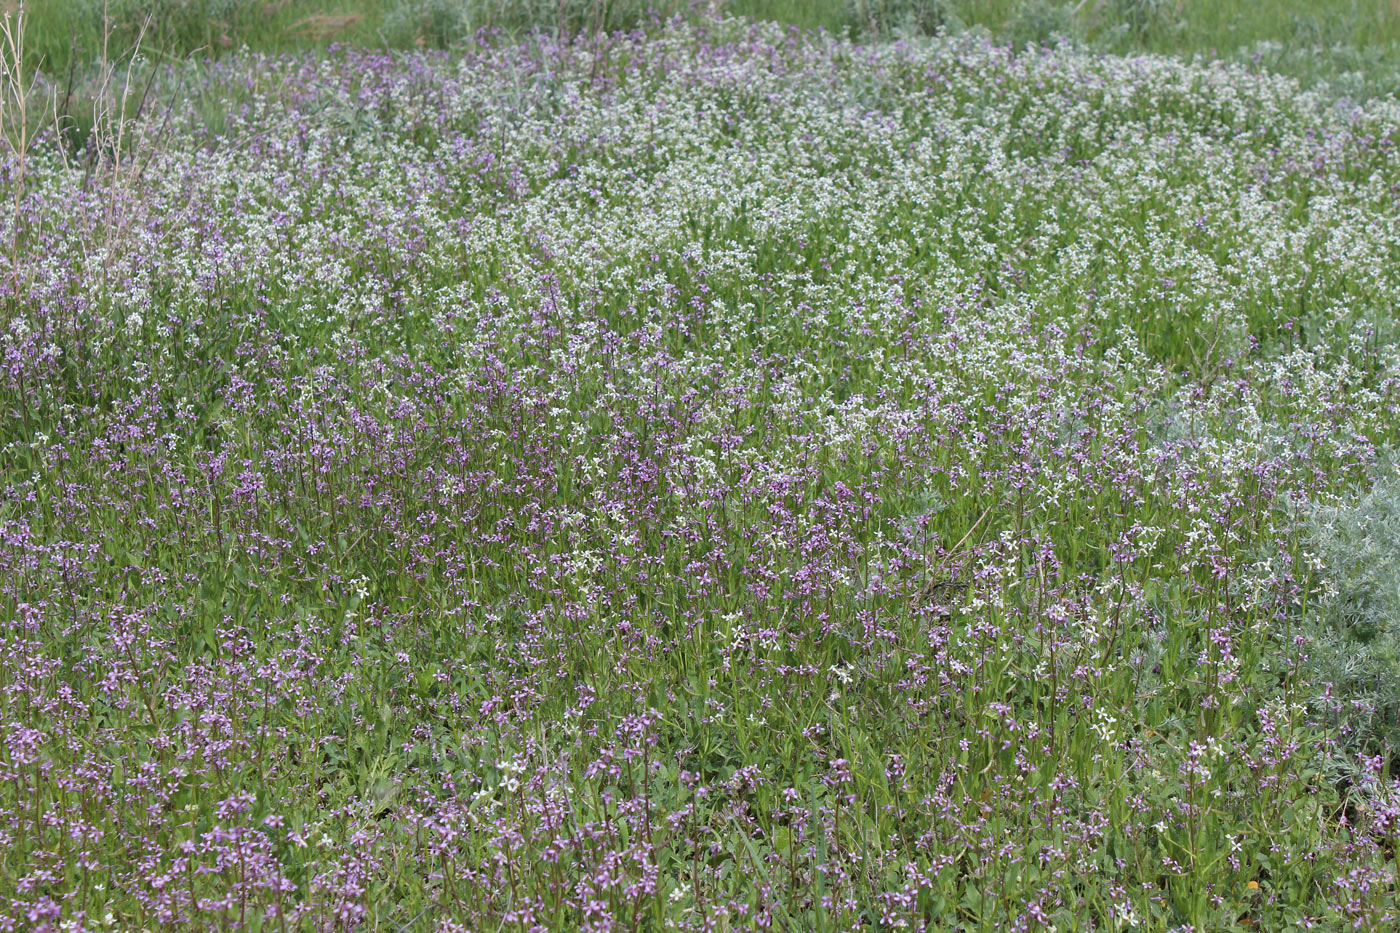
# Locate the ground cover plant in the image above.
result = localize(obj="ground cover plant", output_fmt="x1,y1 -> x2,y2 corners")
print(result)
5,3 -> 1400,931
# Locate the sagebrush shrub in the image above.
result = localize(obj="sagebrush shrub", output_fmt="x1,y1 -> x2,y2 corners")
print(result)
382,0 -> 673,45
1107,0 -> 1176,38
840,0 -> 962,38
1003,0 -> 1080,48
1299,467 -> 1400,760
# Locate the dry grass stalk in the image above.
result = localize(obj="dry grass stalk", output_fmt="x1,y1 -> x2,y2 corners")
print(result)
0,1 -> 48,293
83,0 -> 156,288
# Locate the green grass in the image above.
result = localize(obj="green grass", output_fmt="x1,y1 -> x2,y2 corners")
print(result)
725,0 -> 1400,48
21,0 -> 1400,76
727,0 -> 1400,96
23,0 -> 397,75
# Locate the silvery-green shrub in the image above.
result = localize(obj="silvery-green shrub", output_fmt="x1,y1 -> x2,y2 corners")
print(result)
1298,467 -> 1400,762
1003,0 -> 1080,49
841,0 -> 962,39
1108,0 -> 1174,39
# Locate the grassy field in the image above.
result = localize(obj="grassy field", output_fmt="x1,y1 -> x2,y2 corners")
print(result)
20,0 -> 1400,69
3,1 -> 1400,931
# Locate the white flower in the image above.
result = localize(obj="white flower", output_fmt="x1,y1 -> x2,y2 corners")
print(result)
1091,709 -> 1118,744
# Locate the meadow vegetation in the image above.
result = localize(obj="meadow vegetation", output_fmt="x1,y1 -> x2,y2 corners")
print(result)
3,0 -> 1400,930
17,1 -> 1400,76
